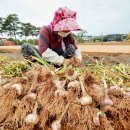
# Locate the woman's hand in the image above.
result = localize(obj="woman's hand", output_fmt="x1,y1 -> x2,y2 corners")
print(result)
71,57 -> 81,66
63,59 -> 71,65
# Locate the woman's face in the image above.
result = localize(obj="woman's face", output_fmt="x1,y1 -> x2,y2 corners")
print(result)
58,31 -> 70,37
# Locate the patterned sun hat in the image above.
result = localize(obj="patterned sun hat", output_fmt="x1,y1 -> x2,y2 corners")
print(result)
51,7 -> 80,31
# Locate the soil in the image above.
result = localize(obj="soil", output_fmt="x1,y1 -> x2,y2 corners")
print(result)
84,53 -> 130,65
1,52 -> 130,66
0,39 -> 16,46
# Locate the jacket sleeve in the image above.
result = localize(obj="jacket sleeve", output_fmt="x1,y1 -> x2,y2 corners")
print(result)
38,26 -> 50,55
42,48 -> 64,66
38,26 -> 64,65
67,34 -> 78,49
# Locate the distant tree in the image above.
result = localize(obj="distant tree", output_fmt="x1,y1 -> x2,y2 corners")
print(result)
127,32 -> 130,41
19,23 -> 33,40
102,34 -> 123,42
121,34 -> 127,41
0,17 -> 4,35
29,25 -> 40,44
0,17 -> 3,35
30,26 -> 40,39
2,14 -> 20,39
73,30 -> 87,42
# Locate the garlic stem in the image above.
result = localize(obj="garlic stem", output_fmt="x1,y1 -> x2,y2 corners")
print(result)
33,102 -> 38,114
102,78 -> 108,96
101,78 -> 113,106
79,76 -> 86,96
54,79 -> 66,89
11,84 -> 22,95
93,111 -> 104,126
51,103 -> 69,130
79,76 -> 92,105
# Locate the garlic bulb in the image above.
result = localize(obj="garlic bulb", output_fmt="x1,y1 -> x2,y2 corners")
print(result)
93,110 -> 104,126
93,116 -> 100,126
51,120 -> 61,130
27,93 -> 37,100
80,95 -> 92,105
53,79 -> 66,89
51,103 -> 69,130
11,84 -> 22,95
122,91 -> 130,97
100,97 -> 113,106
55,89 -> 69,97
68,80 -> 80,90
109,86 -> 124,96
25,102 -> 39,124
25,113 -> 39,124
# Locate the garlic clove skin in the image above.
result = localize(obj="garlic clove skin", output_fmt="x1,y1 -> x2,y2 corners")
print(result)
55,89 -> 69,97
51,71 -> 55,75
93,116 -> 100,126
109,86 -> 123,96
51,120 -> 61,130
101,97 -> 113,106
68,80 -> 80,89
75,97 -> 81,104
123,91 -> 130,97
25,113 -> 39,125
80,95 -> 92,105
27,93 -> 37,100
11,84 -> 22,95
109,86 -> 118,91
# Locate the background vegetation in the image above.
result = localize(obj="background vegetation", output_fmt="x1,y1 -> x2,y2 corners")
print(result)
0,14 -> 130,45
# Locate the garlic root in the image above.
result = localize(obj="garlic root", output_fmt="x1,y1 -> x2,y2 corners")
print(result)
51,103 -> 69,130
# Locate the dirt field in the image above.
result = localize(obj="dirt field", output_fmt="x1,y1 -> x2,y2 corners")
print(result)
80,41 -> 130,45
1,43 -> 130,65
1,44 -> 130,54
1,52 -> 130,66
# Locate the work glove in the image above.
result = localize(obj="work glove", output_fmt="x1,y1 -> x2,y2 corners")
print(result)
21,43 -> 35,57
21,43 -> 41,60
63,44 -> 75,58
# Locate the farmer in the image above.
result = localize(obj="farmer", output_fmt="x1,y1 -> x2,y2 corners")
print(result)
21,7 -> 82,66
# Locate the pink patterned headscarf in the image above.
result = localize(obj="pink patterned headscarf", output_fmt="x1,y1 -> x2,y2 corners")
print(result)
51,7 -> 80,32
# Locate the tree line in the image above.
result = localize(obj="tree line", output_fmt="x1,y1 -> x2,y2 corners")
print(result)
0,14 -> 40,44
0,14 -> 130,45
